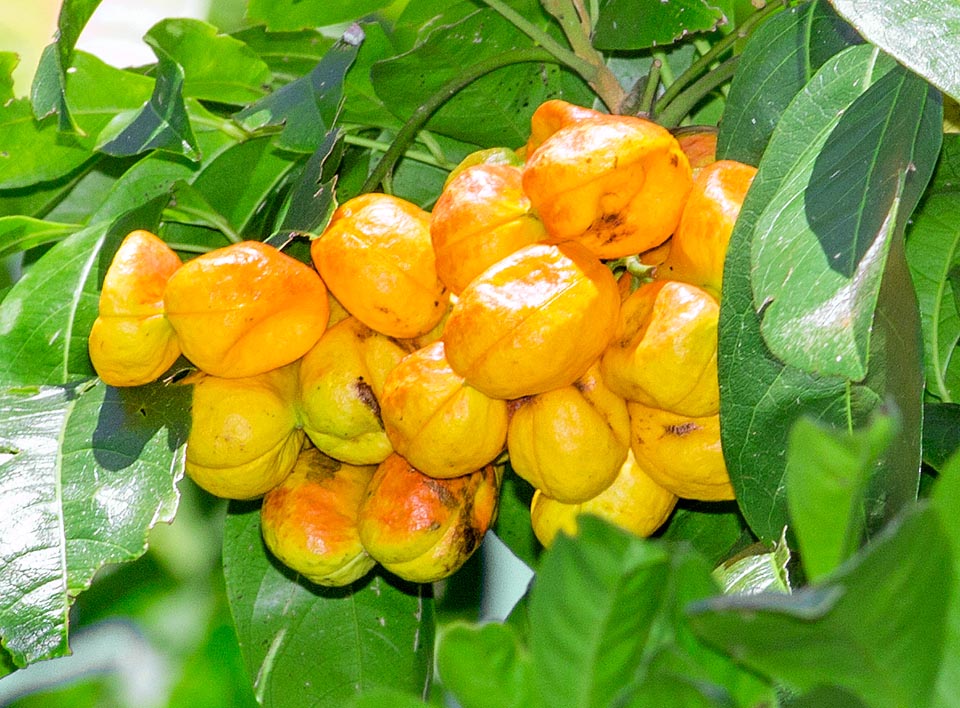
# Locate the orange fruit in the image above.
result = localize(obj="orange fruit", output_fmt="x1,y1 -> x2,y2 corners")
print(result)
163,241 -> 329,379
657,159 -> 757,299
529,449 -> 678,547
310,193 -> 448,339
524,98 -> 608,155
260,445 -> 377,587
627,400 -> 734,501
522,115 -> 692,259
601,279 -> 719,417
442,242 -> 621,399
431,163 -> 547,294
380,341 -> 509,479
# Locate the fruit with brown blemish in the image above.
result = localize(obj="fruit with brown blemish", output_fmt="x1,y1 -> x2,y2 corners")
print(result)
380,341 -> 509,479
627,400 -> 734,501
299,316 -> 414,465
357,453 -> 500,583
260,445 -> 377,587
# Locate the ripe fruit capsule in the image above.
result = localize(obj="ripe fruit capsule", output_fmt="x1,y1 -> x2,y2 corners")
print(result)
260,445 -> 377,587
380,341 -> 509,479
163,241 -> 330,379
88,230 -> 183,387
357,454 -> 500,583
311,193 -> 448,339
184,361 -> 305,500
522,115 -> 692,259
442,241 -> 620,400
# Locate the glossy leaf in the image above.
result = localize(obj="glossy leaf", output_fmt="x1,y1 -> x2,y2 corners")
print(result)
436,622 -> 534,708
271,130 -> 343,242
97,55 -> 200,162
234,27 -> 362,153
786,411 -> 897,581
247,0 -> 396,32
906,190 -> 960,402
370,7 -> 591,149
0,53 -> 152,190
689,503 -> 950,708
923,402 -> 960,473
751,51 -> 940,380
716,0 -> 860,167
0,378 -> 190,666
930,449 -> 960,708
0,217 -> 80,260
655,500 -> 753,568
229,26 -> 334,87
30,0 -> 102,132
711,532 -> 791,595
829,0 -> 960,102
144,19 -> 273,105
222,505 -> 435,708
719,45 -> 933,543
593,0 -> 727,51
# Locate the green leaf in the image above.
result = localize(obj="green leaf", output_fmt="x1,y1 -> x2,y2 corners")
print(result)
492,465 -> 539,571
437,622 -> 534,708
370,7 -> 592,149
0,52 -> 16,103
0,199 -> 165,386
906,190 -> 960,402
30,0 -> 103,132
718,45 -> 934,543
164,181 -> 242,243
786,411 -> 897,581
751,50 -> 940,380
271,130 -> 343,242
0,53 -> 153,190
0,216 -> 80,260
593,0 -> 727,51
829,0 -> 960,103
0,378 -> 190,666
144,19 -> 273,105
711,531 -> 791,595
688,503 -> 951,708
173,135 -> 301,239
923,402 -> 960,472
347,688 -> 438,708
234,27 -> 362,153
96,55 -> 200,162
716,0 -> 860,167
655,500 -> 753,568
229,26 -> 335,87
247,0 -> 396,32
527,518 -> 671,707
930,449 -> 960,708
222,504 -> 435,708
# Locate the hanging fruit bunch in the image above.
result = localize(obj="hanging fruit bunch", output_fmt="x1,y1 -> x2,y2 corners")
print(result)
87,99 -> 756,587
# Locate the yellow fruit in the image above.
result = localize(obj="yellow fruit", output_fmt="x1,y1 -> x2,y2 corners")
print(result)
506,362 -> 630,503
627,400 -> 734,501
163,241 -> 329,379
299,316 -> 413,465
184,361 -> 304,500
260,445 -> 377,587
380,341 -> 509,479
522,115 -> 692,259
442,242 -> 620,399
88,230 -> 183,387
530,449 -> 678,547
601,279 -> 720,417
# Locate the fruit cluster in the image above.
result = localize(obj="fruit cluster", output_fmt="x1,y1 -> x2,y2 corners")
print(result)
87,99 -> 755,586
